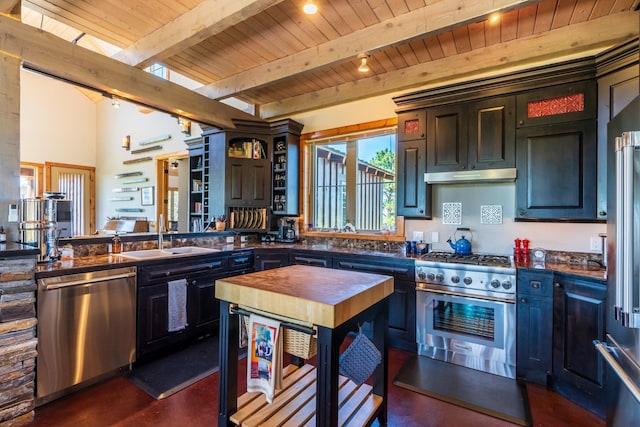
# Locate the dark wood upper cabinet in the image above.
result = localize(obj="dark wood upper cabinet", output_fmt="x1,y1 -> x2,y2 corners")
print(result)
426,96 -> 515,173
397,110 -> 426,141
397,138 -> 432,218
515,120 -> 597,220
426,104 -> 467,173
516,80 -> 597,128
468,96 -> 516,170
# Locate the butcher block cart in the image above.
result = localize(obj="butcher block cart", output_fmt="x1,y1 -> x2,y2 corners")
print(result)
215,264 -> 394,426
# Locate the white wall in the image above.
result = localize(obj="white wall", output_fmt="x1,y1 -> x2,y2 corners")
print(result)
95,100 -> 202,230
20,69 -> 97,166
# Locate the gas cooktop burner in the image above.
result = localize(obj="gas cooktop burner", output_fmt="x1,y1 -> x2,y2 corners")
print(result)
419,251 -> 512,268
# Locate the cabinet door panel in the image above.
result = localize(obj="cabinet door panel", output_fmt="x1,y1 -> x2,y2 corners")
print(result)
247,161 -> 270,204
427,104 -> 467,172
228,162 -> 244,202
189,278 -> 219,335
516,120 -> 597,219
396,139 -> 430,218
468,96 -> 515,170
553,277 -> 606,418
516,295 -> 553,384
387,279 -> 416,351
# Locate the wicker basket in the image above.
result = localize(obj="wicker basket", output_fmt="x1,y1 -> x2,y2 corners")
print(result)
242,316 -> 317,360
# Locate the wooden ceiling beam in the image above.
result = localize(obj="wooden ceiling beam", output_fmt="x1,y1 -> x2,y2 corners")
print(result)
0,0 -> 20,15
259,12 -> 638,119
113,0 -> 285,70
0,15 -> 259,129
199,0 -> 542,100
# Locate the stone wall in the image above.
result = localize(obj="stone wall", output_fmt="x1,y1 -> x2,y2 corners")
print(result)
0,257 -> 37,426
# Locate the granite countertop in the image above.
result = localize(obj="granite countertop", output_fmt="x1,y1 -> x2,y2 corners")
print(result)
516,260 -> 606,282
35,242 -> 606,283
0,242 -> 40,258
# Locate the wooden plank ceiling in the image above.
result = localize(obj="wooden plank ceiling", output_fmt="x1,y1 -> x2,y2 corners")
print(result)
19,0 -> 640,120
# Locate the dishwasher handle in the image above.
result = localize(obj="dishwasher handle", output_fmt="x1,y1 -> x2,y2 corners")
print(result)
41,272 -> 136,291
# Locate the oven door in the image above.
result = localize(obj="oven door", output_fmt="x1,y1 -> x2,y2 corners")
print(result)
416,288 -> 516,378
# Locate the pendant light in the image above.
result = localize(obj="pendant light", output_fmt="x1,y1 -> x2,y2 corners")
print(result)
357,53 -> 370,73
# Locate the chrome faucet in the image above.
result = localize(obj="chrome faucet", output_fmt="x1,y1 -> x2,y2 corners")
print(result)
158,214 -> 165,250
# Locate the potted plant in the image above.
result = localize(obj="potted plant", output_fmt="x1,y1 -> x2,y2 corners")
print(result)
215,214 -> 226,231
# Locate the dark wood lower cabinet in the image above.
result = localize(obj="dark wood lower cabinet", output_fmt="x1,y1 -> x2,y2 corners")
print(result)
516,269 -> 554,384
517,268 -> 607,418
552,275 -> 606,418
136,253 -> 253,360
254,249 -> 289,271
386,279 -> 417,351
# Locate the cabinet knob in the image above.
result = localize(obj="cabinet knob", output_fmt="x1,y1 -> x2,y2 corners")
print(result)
520,297 -> 527,303
554,282 -> 561,288
519,120 -> 524,125
519,210 -> 526,216
191,280 -> 197,285
599,211 -> 607,216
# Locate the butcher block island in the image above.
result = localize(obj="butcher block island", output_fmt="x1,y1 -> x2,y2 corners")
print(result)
215,265 -> 394,427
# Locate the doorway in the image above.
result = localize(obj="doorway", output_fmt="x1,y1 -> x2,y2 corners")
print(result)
45,162 -> 95,236
155,152 -> 188,232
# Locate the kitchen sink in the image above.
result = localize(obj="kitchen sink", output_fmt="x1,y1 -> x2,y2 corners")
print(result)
115,246 -> 220,260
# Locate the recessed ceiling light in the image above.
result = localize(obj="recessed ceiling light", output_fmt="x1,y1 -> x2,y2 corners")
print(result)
303,0 -> 318,15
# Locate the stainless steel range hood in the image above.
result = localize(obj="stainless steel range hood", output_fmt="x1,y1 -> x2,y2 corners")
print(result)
424,168 -> 517,184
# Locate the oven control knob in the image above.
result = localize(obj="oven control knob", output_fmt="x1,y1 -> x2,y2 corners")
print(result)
426,272 -> 435,281
418,272 -> 427,280
451,275 -> 460,283
463,276 -> 472,285
490,279 -> 501,288
502,280 -> 513,290
435,273 -> 444,282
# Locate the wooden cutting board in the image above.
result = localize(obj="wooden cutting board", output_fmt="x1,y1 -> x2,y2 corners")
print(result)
215,265 -> 394,328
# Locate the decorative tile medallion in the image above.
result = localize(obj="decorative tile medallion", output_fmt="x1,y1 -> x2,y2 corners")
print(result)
442,202 -> 462,225
481,204 -> 502,225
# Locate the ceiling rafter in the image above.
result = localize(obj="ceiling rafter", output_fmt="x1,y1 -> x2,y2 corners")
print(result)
198,0 -> 542,100
113,0 -> 286,69
259,12 -> 638,118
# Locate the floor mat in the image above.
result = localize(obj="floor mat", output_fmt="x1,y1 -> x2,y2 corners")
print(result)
126,336 -> 223,399
393,355 -> 532,426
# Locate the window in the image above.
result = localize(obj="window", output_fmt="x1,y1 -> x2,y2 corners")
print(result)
311,130 -> 396,232
20,162 -> 43,199
148,63 -> 169,80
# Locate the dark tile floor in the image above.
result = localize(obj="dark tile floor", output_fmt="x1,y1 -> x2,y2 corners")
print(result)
29,347 -> 604,427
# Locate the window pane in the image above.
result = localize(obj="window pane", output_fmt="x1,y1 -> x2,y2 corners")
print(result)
314,143 -> 346,229
311,132 -> 396,233
356,135 -> 396,231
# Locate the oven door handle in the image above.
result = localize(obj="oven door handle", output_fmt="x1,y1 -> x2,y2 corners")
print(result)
416,285 -> 515,304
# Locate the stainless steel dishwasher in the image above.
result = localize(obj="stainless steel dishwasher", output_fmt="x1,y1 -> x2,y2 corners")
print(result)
36,266 -> 136,404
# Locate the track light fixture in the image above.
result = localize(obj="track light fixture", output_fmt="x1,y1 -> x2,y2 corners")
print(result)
357,53 -> 370,73
122,135 -> 130,150
111,95 -> 120,108
178,117 -> 192,136
303,0 -> 317,15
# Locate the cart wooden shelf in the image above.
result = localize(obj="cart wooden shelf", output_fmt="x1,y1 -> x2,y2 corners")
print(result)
215,265 -> 393,427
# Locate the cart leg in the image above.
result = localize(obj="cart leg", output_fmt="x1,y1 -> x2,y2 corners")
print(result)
371,299 -> 389,425
316,325 -> 340,427
218,300 -> 239,426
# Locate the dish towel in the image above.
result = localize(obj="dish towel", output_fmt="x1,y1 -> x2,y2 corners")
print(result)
246,313 -> 283,404
167,278 -> 188,332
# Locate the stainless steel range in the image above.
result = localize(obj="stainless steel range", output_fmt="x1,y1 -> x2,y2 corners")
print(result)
415,251 -> 517,378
